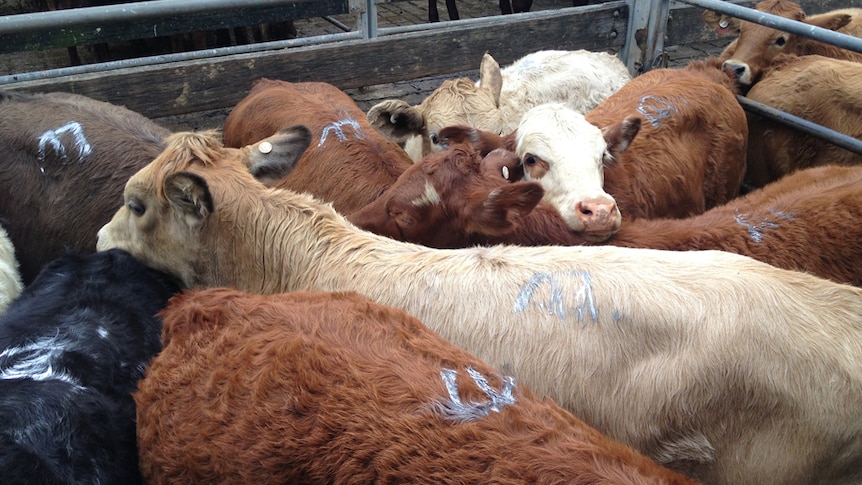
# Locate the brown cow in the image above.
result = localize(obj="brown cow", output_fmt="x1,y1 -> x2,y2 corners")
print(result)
743,54 -> 862,186
439,58 -> 748,239
719,0 -> 862,87
137,287 -> 697,484
0,90 -> 306,285
350,144 -> 862,288
223,79 -> 414,215
97,129 -> 862,484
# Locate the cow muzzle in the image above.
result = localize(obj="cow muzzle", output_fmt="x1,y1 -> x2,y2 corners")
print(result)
574,198 -> 621,242
721,59 -> 753,86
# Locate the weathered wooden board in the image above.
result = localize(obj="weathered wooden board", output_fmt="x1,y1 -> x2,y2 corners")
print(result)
2,3 -> 628,118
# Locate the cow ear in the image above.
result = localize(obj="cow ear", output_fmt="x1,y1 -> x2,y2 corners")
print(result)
245,125 -> 311,185
601,116 -> 641,164
367,99 -> 425,143
806,12 -> 852,31
164,172 -> 213,226
439,125 -> 509,156
478,52 -> 503,108
466,182 -> 543,235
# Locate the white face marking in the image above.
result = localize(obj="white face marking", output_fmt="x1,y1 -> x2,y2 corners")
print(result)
0,335 -> 82,387
318,118 -> 364,146
411,181 -> 441,207
258,141 -> 273,154
37,121 -> 92,165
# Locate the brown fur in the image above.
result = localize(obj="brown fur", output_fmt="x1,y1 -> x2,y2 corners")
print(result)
719,0 -> 862,86
0,89 -> 170,284
222,79 -> 413,214
351,145 -> 862,287
138,288 -> 697,484
743,55 -> 862,186
583,58 -> 747,219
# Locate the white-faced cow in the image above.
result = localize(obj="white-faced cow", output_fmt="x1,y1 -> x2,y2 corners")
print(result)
367,50 -> 632,161
97,129 -> 862,485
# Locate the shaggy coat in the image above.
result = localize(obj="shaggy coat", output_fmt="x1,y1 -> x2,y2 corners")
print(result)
138,288 -> 696,484
222,78 -> 413,215
719,0 -> 862,87
367,50 -> 631,161
0,225 -> 22,315
743,54 -> 862,186
0,249 -> 180,484
97,130 -> 862,485
0,89 -> 170,284
350,145 -> 862,287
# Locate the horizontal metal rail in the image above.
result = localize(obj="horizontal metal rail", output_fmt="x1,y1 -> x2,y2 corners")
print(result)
737,95 -> 862,157
678,0 -> 862,55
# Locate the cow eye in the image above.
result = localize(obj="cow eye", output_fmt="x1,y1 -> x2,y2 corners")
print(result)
523,155 -> 537,166
127,199 -> 145,217
430,133 -> 440,145
775,36 -> 786,47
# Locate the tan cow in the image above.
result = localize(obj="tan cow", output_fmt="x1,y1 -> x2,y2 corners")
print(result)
718,0 -> 862,87
0,225 -> 23,315
743,54 -> 862,186
367,50 -> 632,161
98,129 -> 862,485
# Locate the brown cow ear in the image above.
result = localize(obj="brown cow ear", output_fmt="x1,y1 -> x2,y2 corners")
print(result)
367,99 -> 425,143
806,12 -> 852,31
466,182 -> 543,235
245,125 -> 311,185
164,172 -> 213,225
478,52 -> 503,108
601,116 -> 641,165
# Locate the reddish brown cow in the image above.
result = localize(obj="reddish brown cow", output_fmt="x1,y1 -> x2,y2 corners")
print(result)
350,144 -> 862,288
223,79 -> 414,214
743,54 -> 862,186
719,0 -> 862,87
138,288 -> 697,484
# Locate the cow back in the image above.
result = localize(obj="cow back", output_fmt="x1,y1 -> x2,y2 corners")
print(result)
0,90 -> 170,284
223,79 -> 413,214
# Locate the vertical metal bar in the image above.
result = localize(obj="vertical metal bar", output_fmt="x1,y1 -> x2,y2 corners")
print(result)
621,0 -> 652,75
642,0 -> 669,71
361,0 -> 378,39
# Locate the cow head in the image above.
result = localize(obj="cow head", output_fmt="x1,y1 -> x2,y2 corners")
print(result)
719,0 -> 853,87
348,143 -> 541,248
367,56 -> 506,162
96,126 -> 310,287
515,103 -> 624,241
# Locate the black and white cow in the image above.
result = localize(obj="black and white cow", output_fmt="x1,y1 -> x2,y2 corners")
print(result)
0,249 -> 180,484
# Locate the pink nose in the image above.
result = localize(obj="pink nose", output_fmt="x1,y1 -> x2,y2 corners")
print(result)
722,60 -> 751,84
576,198 -> 619,233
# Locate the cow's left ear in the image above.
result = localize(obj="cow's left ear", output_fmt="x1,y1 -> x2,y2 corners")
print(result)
466,182 -> 543,236
164,172 -> 213,226
601,116 -> 641,165
244,125 -> 311,185
806,12 -> 852,31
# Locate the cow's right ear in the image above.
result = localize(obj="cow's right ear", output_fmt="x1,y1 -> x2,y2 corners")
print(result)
806,12 -> 852,31
245,125 -> 311,185
164,172 -> 213,227
367,99 -> 425,143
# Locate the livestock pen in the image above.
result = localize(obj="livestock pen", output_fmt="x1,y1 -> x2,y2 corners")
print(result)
0,0 -> 853,127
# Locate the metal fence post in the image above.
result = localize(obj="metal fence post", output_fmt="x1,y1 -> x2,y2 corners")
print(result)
621,0 -> 670,76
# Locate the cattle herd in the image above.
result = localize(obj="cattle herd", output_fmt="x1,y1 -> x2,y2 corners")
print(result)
2,0 -> 862,484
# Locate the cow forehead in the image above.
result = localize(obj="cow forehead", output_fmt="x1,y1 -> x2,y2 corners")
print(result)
516,106 -> 606,171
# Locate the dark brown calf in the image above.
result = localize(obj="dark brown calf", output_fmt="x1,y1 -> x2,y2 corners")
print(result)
223,79 -> 414,215
137,287 -> 697,484
0,90 -> 170,284
351,144 -> 862,288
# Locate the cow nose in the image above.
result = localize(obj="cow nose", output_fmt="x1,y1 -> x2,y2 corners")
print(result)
575,199 -> 619,233
722,60 -> 750,83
